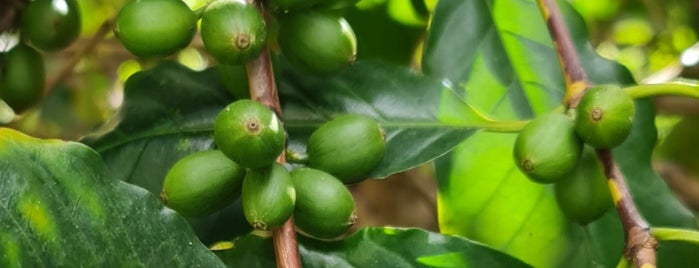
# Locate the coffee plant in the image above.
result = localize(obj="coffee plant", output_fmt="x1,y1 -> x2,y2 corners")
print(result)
1,0 -> 699,267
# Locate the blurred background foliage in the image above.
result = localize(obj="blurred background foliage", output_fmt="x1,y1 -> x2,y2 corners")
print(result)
2,0 -> 699,228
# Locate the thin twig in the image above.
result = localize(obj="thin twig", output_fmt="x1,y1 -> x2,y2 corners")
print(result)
244,1 -> 301,268
44,19 -> 114,96
536,1 -> 658,267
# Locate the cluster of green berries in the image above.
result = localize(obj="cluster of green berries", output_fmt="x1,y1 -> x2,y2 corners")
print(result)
1,0 -> 81,113
162,100 -> 386,239
513,85 -> 635,225
114,0 -> 358,75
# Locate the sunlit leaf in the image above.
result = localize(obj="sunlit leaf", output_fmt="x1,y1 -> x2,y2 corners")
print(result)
427,0 -> 699,267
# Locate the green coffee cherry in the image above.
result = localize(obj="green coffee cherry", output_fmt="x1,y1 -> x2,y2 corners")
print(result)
513,113 -> 583,184
291,168 -> 357,239
0,44 -> 45,113
201,0 -> 267,65
161,150 -> 246,217
307,114 -> 385,184
217,64 -> 250,100
554,147 -> 613,225
242,163 -> 295,230
114,0 -> 197,57
575,85 -> 635,149
277,11 -> 357,75
214,100 -> 286,169
20,0 -> 81,51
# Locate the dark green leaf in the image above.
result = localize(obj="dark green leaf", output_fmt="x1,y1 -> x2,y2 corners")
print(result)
0,128 -> 224,267
279,60 -> 476,179
428,0 -> 698,267
84,60 -> 477,184
216,228 -> 532,267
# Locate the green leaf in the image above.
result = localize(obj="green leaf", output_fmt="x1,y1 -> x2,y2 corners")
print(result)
84,60 -> 477,183
0,128 -> 224,267
427,0 -> 699,267
216,227 -> 532,267
278,60 -> 476,179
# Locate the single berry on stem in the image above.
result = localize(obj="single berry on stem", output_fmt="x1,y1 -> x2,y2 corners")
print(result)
513,112 -> 583,184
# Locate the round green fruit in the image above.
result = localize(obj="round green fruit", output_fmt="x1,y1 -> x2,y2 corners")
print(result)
0,44 -> 45,113
161,150 -> 246,217
214,100 -> 286,169
513,113 -> 583,184
575,85 -> 635,149
217,64 -> 250,100
201,0 -> 267,65
114,0 -> 197,57
277,11 -> 357,75
242,163 -> 295,230
307,114 -> 385,184
554,147 -> 613,225
20,0 -> 81,51
291,168 -> 357,239
270,0 -> 320,11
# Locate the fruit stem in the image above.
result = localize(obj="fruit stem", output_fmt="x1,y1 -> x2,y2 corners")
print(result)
596,150 -> 657,268
536,0 -> 590,109
537,1 -> 658,267
624,80 -> 699,99
651,227 -> 699,246
473,119 -> 529,133
615,256 -> 632,268
245,1 -> 301,268
285,149 -> 308,164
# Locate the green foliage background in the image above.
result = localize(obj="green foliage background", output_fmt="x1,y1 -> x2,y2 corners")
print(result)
2,0 -> 699,267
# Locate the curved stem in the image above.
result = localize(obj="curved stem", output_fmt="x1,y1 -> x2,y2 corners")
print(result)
625,81 -> 699,99
651,227 -> 699,246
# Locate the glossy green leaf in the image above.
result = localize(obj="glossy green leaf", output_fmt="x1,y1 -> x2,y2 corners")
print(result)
0,128 -> 224,267
278,60 -> 477,179
428,0 -> 699,267
216,227 -> 532,267
84,60 -> 477,184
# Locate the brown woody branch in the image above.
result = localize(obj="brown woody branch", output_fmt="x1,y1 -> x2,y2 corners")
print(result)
536,0 -> 658,267
245,1 -> 301,268
536,0 -> 588,108
596,150 -> 657,266
44,19 -> 113,96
